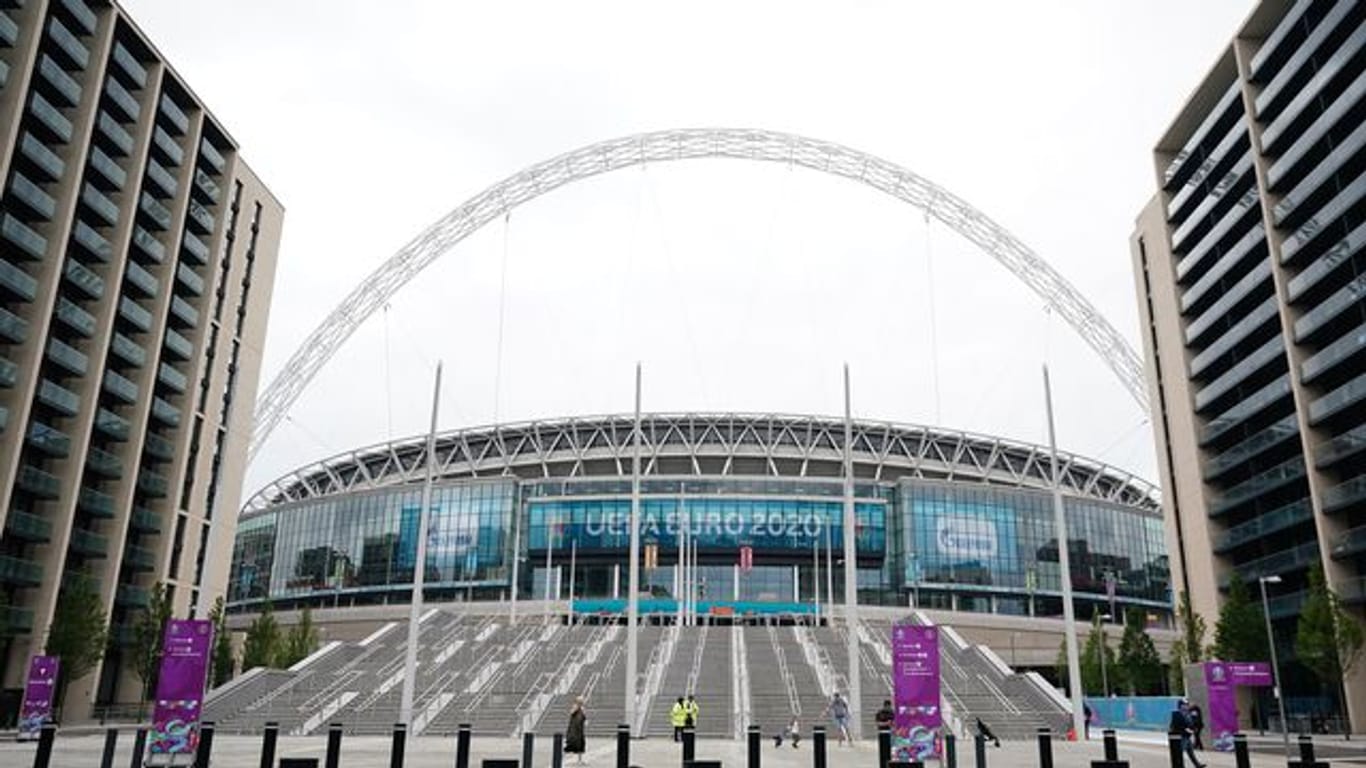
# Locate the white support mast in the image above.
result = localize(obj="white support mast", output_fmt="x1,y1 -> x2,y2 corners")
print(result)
625,363 -> 643,735
399,362 -> 442,728
1045,366 -> 1086,741
843,363 -> 861,738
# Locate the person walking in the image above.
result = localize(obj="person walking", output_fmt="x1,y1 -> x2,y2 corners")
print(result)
875,700 -> 895,730
1168,700 -> 1205,768
1189,704 -> 1205,750
975,717 -> 1001,748
1084,702 -> 1093,741
566,697 -> 587,765
670,696 -> 688,742
825,692 -> 852,746
774,718 -> 801,748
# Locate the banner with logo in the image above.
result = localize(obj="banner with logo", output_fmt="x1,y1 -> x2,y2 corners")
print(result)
1204,661 -> 1272,752
150,619 -> 214,756
19,655 -> 59,739
893,624 -> 941,760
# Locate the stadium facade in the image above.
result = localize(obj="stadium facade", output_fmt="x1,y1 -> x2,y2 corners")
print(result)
229,413 -> 1171,625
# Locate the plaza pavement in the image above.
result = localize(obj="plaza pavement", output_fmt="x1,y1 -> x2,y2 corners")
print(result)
1,730 -> 1351,768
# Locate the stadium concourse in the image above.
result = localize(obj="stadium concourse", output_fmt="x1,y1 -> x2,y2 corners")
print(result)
206,605 -> 1173,741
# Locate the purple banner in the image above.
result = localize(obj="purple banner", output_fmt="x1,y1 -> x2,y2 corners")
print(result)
1204,661 -> 1272,752
150,619 -> 214,756
893,623 -> 942,760
19,655 -> 59,739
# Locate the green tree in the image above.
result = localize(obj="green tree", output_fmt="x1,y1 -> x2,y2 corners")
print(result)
1117,607 -> 1164,694
1176,589 -> 1207,662
130,582 -> 174,708
277,607 -> 319,668
44,572 -> 108,712
241,602 -> 281,671
208,597 -> 235,688
1297,566 -> 1365,720
1214,573 -> 1268,661
1081,611 -> 1117,695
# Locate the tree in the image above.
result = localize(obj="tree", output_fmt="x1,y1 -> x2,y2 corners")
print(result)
278,607 -> 319,668
130,582 -> 173,707
1176,589 -> 1207,663
208,597 -> 235,688
1117,607 -> 1164,694
241,602 -> 281,671
1297,566 -> 1365,720
1214,573 -> 1268,661
1081,611 -> 1117,695
44,572 -> 108,712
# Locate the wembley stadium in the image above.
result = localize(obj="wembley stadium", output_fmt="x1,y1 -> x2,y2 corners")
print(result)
227,412 -> 1168,623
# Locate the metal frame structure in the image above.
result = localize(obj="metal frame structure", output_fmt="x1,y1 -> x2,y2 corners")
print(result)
242,412 -> 1158,515
248,128 -> 1149,461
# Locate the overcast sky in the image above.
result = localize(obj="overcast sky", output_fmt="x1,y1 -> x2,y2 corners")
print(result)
121,0 -> 1253,498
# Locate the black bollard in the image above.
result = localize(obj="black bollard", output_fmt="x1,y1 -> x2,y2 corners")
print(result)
194,722 -> 216,768
1299,735 -> 1315,765
32,724 -> 56,768
682,726 -> 696,766
553,733 -> 564,768
262,721 -> 280,768
974,734 -> 987,768
813,726 -> 827,768
616,724 -> 630,768
879,727 -> 892,768
1233,734 -> 1250,768
457,723 -> 473,768
1103,730 -> 1118,762
281,760 -> 321,768
326,723 -> 343,768
1167,734 -> 1183,768
129,728 -> 147,768
748,724 -> 761,768
946,732 -> 958,768
100,728 -> 119,768
1037,729 -> 1053,768
391,723 -> 407,768
522,731 -> 535,768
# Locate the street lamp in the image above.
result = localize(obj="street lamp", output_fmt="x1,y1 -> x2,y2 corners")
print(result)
1259,575 -> 1291,758
1100,613 -> 1113,698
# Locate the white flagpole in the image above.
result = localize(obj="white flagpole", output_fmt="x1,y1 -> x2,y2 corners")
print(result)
813,536 -> 821,623
510,504 -> 520,624
569,537 -> 577,624
625,363 -> 643,735
842,363 -> 861,738
1045,365 -> 1086,740
400,361 -> 442,728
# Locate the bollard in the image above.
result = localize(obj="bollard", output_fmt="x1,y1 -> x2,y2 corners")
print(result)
262,721 -> 280,768
32,724 -> 56,768
281,761 -> 321,768
194,721 -> 216,768
326,723 -> 343,768
100,728 -> 119,768
129,728 -> 147,768
682,726 -> 696,766
1103,730 -> 1118,762
879,727 -> 892,768
1299,735 -> 1315,765
1037,729 -> 1053,768
457,723 -> 473,768
946,733 -> 958,768
1167,734 -> 1183,768
522,731 -> 535,768
616,724 -> 630,768
748,724 -> 761,768
813,726 -> 827,768
1233,734 -> 1250,768
974,734 -> 987,768
552,733 -> 564,768
391,723 -> 407,768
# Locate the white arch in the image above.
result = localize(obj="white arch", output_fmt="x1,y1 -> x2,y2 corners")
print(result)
250,128 -> 1146,461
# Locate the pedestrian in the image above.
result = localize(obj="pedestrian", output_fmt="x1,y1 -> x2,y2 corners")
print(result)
1084,702 -> 1093,741
566,697 -> 587,765
685,694 -> 699,731
1168,700 -> 1205,768
671,696 -> 688,742
825,692 -> 852,745
1189,704 -> 1205,750
975,717 -> 1001,748
875,700 -> 895,730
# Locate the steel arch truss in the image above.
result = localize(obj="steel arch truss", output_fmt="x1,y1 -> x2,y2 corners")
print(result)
250,128 -> 1148,460
243,412 -> 1158,515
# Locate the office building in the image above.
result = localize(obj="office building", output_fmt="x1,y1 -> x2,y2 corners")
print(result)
1131,0 -> 1365,729
1,0 -> 281,717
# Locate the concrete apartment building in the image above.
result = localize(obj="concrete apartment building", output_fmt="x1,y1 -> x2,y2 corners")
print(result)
1,0 -> 281,717
1131,0 -> 1365,730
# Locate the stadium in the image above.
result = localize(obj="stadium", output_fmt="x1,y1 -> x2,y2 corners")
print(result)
208,412 -> 1173,740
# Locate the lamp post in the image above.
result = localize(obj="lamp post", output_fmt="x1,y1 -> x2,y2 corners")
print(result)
1100,613 -> 1113,698
1259,575 -> 1291,758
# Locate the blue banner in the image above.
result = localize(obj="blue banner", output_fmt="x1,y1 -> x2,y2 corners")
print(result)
1086,697 -> 1181,732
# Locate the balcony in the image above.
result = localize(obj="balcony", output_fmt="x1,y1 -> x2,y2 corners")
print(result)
78,486 -> 116,517
37,379 -> 80,416
102,76 -> 140,122
110,42 -> 147,88
176,263 -> 204,296
0,604 -> 35,635
1323,474 -> 1366,514
96,112 -> 133,156
186,200 -> 214,234
19,133 -> 65,181
17,464 -> 62,499
72,221 -> 113,262
137,468 -> 169,497
0,306 -> 26,343
81,183 -> 120,227
163,328 -> 193,360
0,8 -> 16,46
29,91 -> 73,144
159,94 -> 189,134
85,445 -> 123,477
123,544 -> 156,571
61,258 -> 102,301
0,355 -> 16,387
158,362 -> 187,393
4,510 -> 53,542
55,297 -> 95,337
181,231 -> 209,264
103,369 -> 138,403
68,527 -> 108,557
8,173 -> 57,220
1215,499 -> 1309,555
117,584 -> 150,608
1,258 -> 37,301
1208,454 -> 1306,516
87,145 -> 127,191
124,260 -> 159,297
0,555 -> 43,587
26,422 -> 71,456
2,213 -> 48,259
1301,323 -> 1366,384
118,296 -> 151,331
1221,539 -> 1321,586
130,506 -> 161,533
110,332 -> 145,368
170,295 -> 198,328
58,0 -> 98,35
37,54 -> 81,106
1317,425 -> 1366,470
145,158 -> 177,198
132,226 -> 166,263
199,139 -> 226,174
95,408 -> 130,441
143,431 -> 175,460
1310,372 -> 1366,425
46,337 -> 88,375
138,191 -> 172,231
1194,334 -> 1286,413
1333,526 -> 1366,560
44,17 -> 88,71
151,125 -> 183,167
193,168 -> 220,203
151,397 -> 179,427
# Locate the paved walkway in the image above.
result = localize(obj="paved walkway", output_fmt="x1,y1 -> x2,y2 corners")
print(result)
0,731 -> 1339,768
